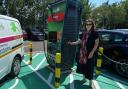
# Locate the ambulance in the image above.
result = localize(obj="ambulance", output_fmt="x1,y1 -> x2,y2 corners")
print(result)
0,15 -> 24,79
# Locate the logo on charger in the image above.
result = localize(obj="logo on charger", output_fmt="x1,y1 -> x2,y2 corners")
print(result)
53,15 -> 59,19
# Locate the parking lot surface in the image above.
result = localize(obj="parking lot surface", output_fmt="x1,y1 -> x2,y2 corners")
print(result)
0,52 -> 128,89
0,41 -> 128,89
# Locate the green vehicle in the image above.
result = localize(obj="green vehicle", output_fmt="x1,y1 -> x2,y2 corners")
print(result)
47,0 -> 82,71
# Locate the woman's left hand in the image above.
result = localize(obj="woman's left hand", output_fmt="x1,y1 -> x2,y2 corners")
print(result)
88,52 -> 94,59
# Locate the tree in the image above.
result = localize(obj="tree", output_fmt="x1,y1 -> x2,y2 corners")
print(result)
92,1 -> 111,29
2,0 -> 127,29
92,1 -> 127,29
80,0 -> 93,20
110,3 -> 126,28
121,0 -> 128,28
7,0 -> 47,28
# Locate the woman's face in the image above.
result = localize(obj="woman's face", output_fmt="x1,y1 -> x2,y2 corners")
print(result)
85,21 -> 93,31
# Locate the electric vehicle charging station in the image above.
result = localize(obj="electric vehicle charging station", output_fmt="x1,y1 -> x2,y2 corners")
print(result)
46,0 -> 82,71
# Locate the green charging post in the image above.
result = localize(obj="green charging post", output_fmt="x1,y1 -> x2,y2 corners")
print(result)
46,0 -> 82,71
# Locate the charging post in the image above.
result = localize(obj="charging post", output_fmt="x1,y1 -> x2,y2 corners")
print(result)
46,0 -> 82,72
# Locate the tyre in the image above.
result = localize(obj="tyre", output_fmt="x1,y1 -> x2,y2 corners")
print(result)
114,58 -> 128,78
9,56 -> 21,78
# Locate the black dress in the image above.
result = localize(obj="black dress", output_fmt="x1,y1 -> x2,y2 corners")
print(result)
76,30 -> 99,80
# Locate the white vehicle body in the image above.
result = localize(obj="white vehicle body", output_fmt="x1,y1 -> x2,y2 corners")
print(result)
0,15 -> 24,80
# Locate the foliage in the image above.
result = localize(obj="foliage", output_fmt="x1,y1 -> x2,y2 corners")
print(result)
0,0 -> 128,29
91,0 -> 127,29
80,0 -> 93,20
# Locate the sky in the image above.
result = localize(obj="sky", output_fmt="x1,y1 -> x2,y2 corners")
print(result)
89,0 -> 123,7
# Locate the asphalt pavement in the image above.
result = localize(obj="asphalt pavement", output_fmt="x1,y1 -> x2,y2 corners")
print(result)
23,40 -> 47,53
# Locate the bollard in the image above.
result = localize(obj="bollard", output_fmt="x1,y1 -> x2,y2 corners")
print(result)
96,47 -> 103,75
54,53 -> 61,88
29,42 -> 32,65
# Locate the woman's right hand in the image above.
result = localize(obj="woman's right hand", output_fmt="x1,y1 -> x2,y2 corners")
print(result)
67,41 -> 73,45
67,40 -> 80,45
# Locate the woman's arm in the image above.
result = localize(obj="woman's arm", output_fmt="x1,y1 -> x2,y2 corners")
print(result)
88,38 -> 99,59
68,39 -> 81,45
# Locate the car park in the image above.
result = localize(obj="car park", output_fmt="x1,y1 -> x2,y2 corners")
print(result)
0,15 -> 24,80
22,30 -> 28,40
97,29 -> 128,78
25,28 -> 45,41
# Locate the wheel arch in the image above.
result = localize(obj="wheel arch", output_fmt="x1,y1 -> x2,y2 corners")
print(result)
14,54 -> 22,62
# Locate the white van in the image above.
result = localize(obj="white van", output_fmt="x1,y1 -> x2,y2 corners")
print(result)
0,15 -> 24,79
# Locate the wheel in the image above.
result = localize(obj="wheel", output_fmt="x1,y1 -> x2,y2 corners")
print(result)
9,57 -> 21,78
114,58 -> 128,78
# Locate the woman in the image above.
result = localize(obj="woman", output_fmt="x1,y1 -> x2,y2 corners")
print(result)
68,19 -> 99,86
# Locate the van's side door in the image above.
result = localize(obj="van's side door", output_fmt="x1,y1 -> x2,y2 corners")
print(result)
0,18 -> 11,79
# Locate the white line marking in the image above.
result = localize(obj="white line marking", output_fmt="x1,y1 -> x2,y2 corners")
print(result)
91,80 -> 100,89
9,78 -> 19,89
24,55 -> 27,57
116,81 -> 125,89
35,57 -> 46,70
23,60 -> 55,89
101,73 -> 128,85
48,72 -> 53,83
25,53 -> 42,63
70,73 -> 75,89
33,53 -> 40,59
